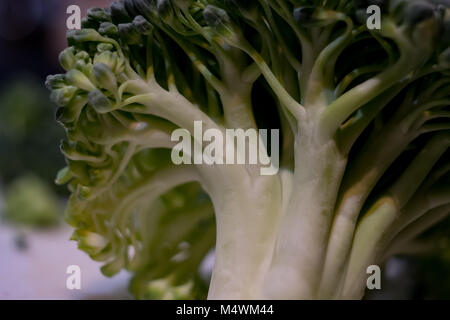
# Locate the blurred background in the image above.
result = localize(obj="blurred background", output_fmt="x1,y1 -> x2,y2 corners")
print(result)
0,0 -> 450,300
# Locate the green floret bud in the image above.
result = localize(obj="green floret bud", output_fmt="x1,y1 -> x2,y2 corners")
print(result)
101,256 -> 126,277
98,22 -> 120,38
71,230 -> 109,256
66,69 -> 97,92
94,51 -> 125,74
87,7 -> 112,23
88,89 -> 115,113
294,7 -> 318,25
203,5 -> 241,46
67,29 -> 104,45
118,22 -> 143,45
77,185 -> 93,200
45,74 -> 66,90
59,47 -> 77,71
203,5 -> 230,30
90,244 -> 115,262
50,86 -> 78,106
74,51 -> 92,64
55,167 -> 73,185
133,15 -> 153,35
97,43 -> 114,52
93,63 -> 118,92
55,94 -> 88,126
82,8 -> 112,29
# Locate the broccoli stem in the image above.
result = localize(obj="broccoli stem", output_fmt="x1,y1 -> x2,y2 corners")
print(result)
207,171 -> 283,299
263,126 -> 346,299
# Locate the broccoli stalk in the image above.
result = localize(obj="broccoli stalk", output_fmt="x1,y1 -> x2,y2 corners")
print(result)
47,0 -> 450,299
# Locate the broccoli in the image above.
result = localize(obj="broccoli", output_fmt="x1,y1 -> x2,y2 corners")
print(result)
3,174 -> 61,227
47,0 -> 450,299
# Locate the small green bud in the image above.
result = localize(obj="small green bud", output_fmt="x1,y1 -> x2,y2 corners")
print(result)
56,94 -> 88,125
203,5 -> 240,46
118,23 -> 143,45
133,15 -> 153,35
55,167 -> 73,185
59,47 -> 77,71
75,51 -> 92,64
45,74 -> 66,90
77,185 -> 93,200
88,89 -> 114,113
71,230 -> 108,256
67,29 -> 104,44
97,43 -> 114,52
74,58 -> 86,71
94,51 -> 124,74
203,5 -> 231,30
87,7 -> 111,23
90,244 -> 114,262
50,86 -> 78,106
101,256 -> 125,277
94,63 -> 118,92
66,69 -> 97,92
99,22 -> 119,37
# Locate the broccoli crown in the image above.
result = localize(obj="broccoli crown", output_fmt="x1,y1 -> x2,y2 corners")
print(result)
47,0 -> 449,299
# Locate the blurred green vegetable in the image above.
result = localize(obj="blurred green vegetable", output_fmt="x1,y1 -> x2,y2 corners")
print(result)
0,75 -> 65,187
3,174 -> 61,227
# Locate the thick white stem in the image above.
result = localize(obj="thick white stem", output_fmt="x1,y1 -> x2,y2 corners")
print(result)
262,122 -> 346,299
206,170 -> 283,299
